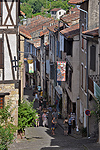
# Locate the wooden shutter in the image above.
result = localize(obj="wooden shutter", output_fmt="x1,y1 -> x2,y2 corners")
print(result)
90,45 -> 96,71
68,68 -> 72,91
0,97 -> 4,109
66,63 -> 68,82
0,39 -> 3,69
64,38 -> 67,53
82,25 -> 84,49
81,64 -> 83,88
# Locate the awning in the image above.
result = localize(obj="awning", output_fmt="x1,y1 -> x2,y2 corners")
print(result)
55,85 -> 62,95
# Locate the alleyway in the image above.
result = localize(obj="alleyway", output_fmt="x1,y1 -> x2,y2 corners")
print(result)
9,124 -> 100,150
9,88 -> 100,150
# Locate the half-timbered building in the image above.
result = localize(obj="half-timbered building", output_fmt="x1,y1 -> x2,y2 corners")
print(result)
0,0 -> 20,126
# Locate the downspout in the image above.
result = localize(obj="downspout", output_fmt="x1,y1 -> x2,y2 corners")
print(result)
77,5 -> 89,138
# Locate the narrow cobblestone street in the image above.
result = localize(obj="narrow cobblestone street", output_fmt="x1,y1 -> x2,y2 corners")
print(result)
8,88 -> 100,150
9,124 -> 100,150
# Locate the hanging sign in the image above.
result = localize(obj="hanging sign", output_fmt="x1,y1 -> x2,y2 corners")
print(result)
29,63 -> 34,73
57,61 -> 66,81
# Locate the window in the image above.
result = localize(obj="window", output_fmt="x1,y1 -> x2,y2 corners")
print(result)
81,24 -> 84,50
81,64 -> 83,88
85,67 -> 87,93
68,68 -> 72,91
90,45 -> 96,71
64,39 -> 73,56
66,63 -> 72,91
0,96 -> 4,109
0,1 -> 2,25
59,12 -> 61,15
0,39 -> 3,69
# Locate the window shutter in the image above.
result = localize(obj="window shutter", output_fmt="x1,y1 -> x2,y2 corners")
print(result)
56,41 -> 58,57
0,2 -> 1,16
90,45 -> 96,71
50,63 -> 54,79
66,63 -> 68,82
64,38 -> 67,53
0,39 -> 3,69
0,97 -> 4,109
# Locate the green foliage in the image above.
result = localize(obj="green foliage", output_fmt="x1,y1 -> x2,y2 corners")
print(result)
20,0 -> 70,18
18,100 -> 37,132
0,101 -> 17,150
91,97 -> 100,122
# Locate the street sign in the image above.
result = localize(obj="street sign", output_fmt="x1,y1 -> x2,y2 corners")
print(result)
85,109 -> 90,116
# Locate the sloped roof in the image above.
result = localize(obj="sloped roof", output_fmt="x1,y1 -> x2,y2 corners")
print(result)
68,0 -> 88,4
27,38 -> 41,48
40,29 -> 49,37
47,23 -> 63,33
69,7 -> 80,13
60,11 -> 80,23
82,27 -> 99,37
19,26 -> 32,39
50,8 -> 62,12
60,23 -> 79,38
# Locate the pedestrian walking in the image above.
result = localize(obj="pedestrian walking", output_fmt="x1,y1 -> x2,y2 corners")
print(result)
35,113 -> 40,127
39,97 -> 43,111
52,108 -> 58,127
68,115 -> 73,134
63,117 -> 68,135
42,110 -> 48,127
43,98 -> 47,108
51,117 -> 56,135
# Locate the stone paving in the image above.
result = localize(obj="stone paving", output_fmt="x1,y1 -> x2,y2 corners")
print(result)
8,88 -> 100,150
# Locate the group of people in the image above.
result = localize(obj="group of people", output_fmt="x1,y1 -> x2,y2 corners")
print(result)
35,106 -> 73,136
34,92 -> 73,136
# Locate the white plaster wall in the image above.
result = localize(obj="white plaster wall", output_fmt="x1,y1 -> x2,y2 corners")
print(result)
56,9 -> 66,20
4,34 -> 17,80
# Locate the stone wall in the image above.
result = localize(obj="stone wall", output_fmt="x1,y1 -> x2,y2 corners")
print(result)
0,83 -> 19,126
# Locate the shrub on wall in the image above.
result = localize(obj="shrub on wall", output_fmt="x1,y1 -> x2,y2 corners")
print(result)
0,101 -> 17,150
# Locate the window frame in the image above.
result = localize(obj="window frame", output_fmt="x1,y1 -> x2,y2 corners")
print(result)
81,63 -> 84,89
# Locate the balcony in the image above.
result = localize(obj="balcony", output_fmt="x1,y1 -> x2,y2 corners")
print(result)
88,75 -> 100,99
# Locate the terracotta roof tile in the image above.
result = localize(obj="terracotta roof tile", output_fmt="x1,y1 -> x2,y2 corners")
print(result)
20,10 -> 25,16
50,8 -> 62,12
69,7 -> 80,13
19,26 -> 32,39
40,29 -> 49,37
68,0 -> 88,4
26,17 -> 56,34
82,27 -> 99,37
27,38 -> 41,48
47,23 -> 63,32
60,11 -> 80,23
60,23 -> 79,38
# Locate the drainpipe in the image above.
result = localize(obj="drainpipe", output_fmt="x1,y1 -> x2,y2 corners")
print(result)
77,5 -> 89,138
76,5 -> 88,30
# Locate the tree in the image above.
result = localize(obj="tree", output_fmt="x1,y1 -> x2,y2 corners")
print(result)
0,101 -> 17,150
28,0 -> 43,14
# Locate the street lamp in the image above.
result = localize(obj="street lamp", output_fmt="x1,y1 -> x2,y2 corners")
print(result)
27,54 -> 33,64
